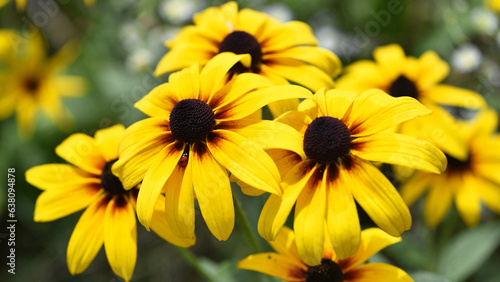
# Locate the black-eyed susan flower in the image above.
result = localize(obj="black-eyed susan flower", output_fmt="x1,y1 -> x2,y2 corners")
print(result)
112,53 -> 312,242
154,1 -> 341,117
258,88 -> 447,266
400,108 -> 500,228
0,30 -> 86,137
26,125 -> 194,282
336,44 -> 486,160
239,226 -> 413,282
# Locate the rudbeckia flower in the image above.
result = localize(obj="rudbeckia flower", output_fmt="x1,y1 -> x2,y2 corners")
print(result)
0,30 -> 86,137
238,226 -> 413,282
112,53 -> 312,241
400,108 -> 500,228
336,44 -> 486,160
26,125 -> 194,282
154,1 -> 341,117
258,88 -> 447,265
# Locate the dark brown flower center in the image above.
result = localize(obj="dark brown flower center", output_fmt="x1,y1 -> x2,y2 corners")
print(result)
445,153 -> 470,173
306,259 -> 344,282
303,117 -> 351,164
100,159 -> 127,195
218,31 -> 262,73
388,75 -> 418,99
23,76 -> 41,94
169,99 -> 215,143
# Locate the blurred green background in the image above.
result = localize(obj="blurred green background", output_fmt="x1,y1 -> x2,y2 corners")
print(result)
1,0 -> 500,281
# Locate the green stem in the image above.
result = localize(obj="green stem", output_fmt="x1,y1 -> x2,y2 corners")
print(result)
174,246 -> 217,282
234,195 -> 262,253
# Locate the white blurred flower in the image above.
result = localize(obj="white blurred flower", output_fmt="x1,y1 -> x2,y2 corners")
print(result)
159,0 -> 204,25
126,48 -> 153,72
451,44 -> 482,73
481,60 -> 500,87
261,3 -> 294,22
119,21 -> 141,52
471,7 -> 498,36
315,25 -> 347,54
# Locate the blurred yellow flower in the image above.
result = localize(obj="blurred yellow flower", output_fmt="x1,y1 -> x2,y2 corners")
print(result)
486,0 -> 500,12
113,53 -> 312,241
154,1 -> 341,117
239,226 -> 413,282
0,30 -> 86,137
26,125 -> 194,281
401,109 -> 500,228
258,88 -> 446,265
337,44 -> 487,161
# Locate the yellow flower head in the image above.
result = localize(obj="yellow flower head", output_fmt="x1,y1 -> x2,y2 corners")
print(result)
336,43 -> 487,161
0,30 -> 86,137
401,108 -> 500,228
239,226 -> 413,282
154,1 -> 341,117
258,88 -> 447,265
25,125 -> 194,282
112,53 -> 312,241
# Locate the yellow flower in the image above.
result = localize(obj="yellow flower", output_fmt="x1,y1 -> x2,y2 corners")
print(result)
336,44 -> 486,160
238,226 -> 413,282
154,1 -> 341,117
400,108 -> 500,228
25,125 -> 194,282
112,53 -> 312,241
486,0 -> 500,12
258,88 -> 447,265
0,30 -> 86,137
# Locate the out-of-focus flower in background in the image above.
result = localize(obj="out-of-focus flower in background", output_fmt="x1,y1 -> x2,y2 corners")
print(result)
0,30 -> 86,138
159,0 -> 205,25
451,43 -> 483,73
471,7 -> 498,36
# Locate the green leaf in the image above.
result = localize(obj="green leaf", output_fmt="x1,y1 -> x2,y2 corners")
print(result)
410,271 -> 452,282
436,221 -> 500,281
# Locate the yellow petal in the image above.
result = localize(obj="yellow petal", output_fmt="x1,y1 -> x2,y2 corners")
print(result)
168,62 -> 202,101
136,141 -> 185,230
219,119 -> 304,156
34,184 -> 102,222
55,133 -> 106,175
351,132 -> 447,174
112,118 -> 171,189
154,45 -> 213,77
207,130 -> 281,195
399,172 -> 432,206
67,194 -> 108,275
26,164 -> 97,190
151,194 -> 196,247
237,253 -> 307,281
317,88 -> 358,120
268,226 -> 303,262
475,177 -> 500,215
104,196 -> 137,282
297,98 -> 318,121
47,38 -> 80,73
294,167 -> 327,266
344,263 -> 413,282
135,82 -> 181,118
342,228 -> 401,272
373,44 -> 407,80
345,157 -> 411,236
191,142 -> 234,241
326,165 -> 361,260
456,174 -> 482,227
261,21 -> 318,52
94,124 -> 125,162
345,89 -> 432,137
258,160 -> 316,241
424,175 -> 455,228
266,62 -> 335,92
54,76 -> 88,98
164,162 -> 196,240
336,60 -> 387,93
423,84 -> 486,109
267,99 -> 300,119
200,53 -> 251,102
274,110 -> 312,137
414,50 -> 449,90
216,85 -> 313,121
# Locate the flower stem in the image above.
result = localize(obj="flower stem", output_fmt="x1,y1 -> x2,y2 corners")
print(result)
174,246 -> 217,282
234,194 -> 262,253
